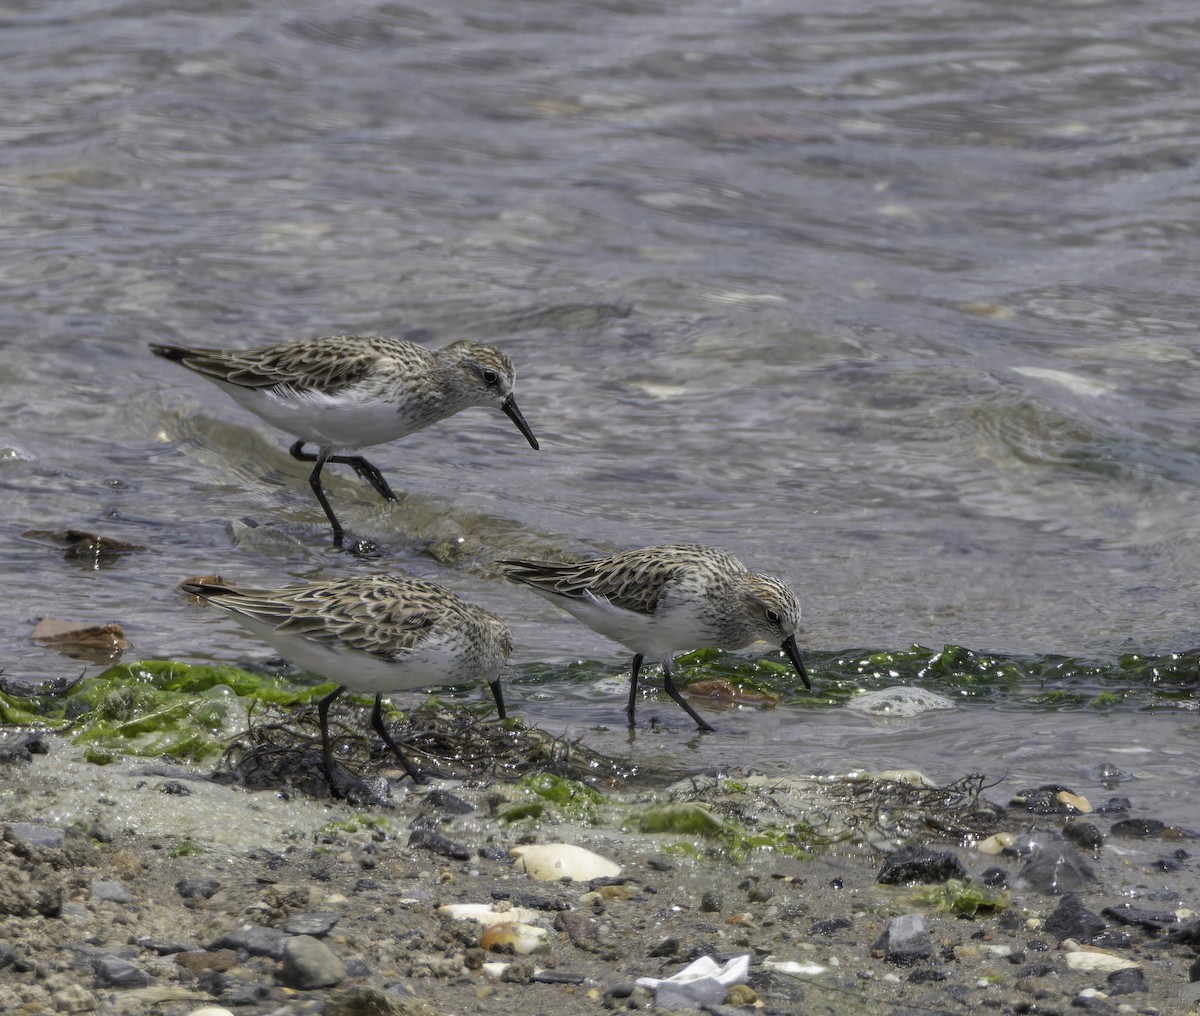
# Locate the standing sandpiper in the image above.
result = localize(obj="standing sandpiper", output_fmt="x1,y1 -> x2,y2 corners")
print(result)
179,573 -> 512,789
498,544 -> 809,732
152,335 -> 539,550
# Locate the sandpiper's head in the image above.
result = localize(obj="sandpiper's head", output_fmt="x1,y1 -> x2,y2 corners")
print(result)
742,573 -> 810,690
440,341 -> 539,450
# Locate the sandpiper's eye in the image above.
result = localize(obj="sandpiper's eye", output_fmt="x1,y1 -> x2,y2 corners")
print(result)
481,368 -> 500,385
765,608 -> 781,624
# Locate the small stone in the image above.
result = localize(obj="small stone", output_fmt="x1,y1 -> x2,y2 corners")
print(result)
93,956 -> 149,988
1108,817 -> 1165,838
700,890 -> 723,913
176,878 -> 221,900
1061,823 -> 1103,852
408,826 -> 470,861
281,934 -> 346,989
283,911 -> 341,937
424,788 -> 475,815
724,983 -> 758,1005
873,914 -> 933,965
91,880 -> 134,904
979,866 -> 1008,887
811,918 -> 852,936
1099,904 -> 1178,932
1044,895 -> 1105,943
8,822 -> 65,849
648,937 -> 679,957
876,845 -> 966,885
1094,797 -> 1130,814
1105,966 -> 1148,995
1018,840 -> 1094,894
210,926 -> 289,959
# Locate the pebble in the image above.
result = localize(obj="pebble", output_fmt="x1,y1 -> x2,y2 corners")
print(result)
1044,894 -> 1106,943
1061,822 -> 1103,852
281,934 -> 346,989
90,879 -> 135,904
1063,946 -> 1140,974
1105,966 -> 1148,994
876,844 -> 966,885
283,911 -> 341,937
93,956 -> 149,988
176,878 -> 221,900
8,822 -> 65,849
209,926 -> 290,959
873,914 -> 933,965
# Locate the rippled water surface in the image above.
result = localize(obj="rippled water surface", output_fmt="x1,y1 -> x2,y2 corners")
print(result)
2,1 -> 1198,823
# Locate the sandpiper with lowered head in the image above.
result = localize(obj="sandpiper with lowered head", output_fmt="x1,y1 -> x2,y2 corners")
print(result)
498,544 -> 809,732
152,335 -> 539,550
180,573 -> 512,789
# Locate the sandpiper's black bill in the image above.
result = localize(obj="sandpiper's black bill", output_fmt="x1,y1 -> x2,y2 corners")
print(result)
782,633 -> 811,690
501,395 -> 540,450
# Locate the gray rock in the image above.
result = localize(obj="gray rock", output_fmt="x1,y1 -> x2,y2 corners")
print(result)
1105,967 -> 1148,995
7,822 -> 64,849
210,925 -> 290,959
873,913 -> 933,965
1109,817 -> 1166,838
91,879 -> 134,904
1044,894 -> 1105,943
94,956 -> 150,988
1018,839 -> 1095,894
283,911 -> 341,937
700,890 -> 723,913
281,934 -> 346,989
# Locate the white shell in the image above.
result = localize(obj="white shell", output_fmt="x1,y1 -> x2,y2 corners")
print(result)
510,843 -> 622,882
437,903 -> 542,926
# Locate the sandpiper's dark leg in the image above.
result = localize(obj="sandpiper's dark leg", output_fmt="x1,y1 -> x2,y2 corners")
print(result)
289,442 -> 346,547
317,686 -> 346,786
488,679 -> 507,720
662,666 -> 715,732
328,454 -> 397,502
288,440 -> 396,502
370,694 -> 427,783
626,653 -> 644,727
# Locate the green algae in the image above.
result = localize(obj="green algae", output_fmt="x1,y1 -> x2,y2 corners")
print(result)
1,660 -> 328,762
501,773 -> 606,824
911,878 -> 1010,915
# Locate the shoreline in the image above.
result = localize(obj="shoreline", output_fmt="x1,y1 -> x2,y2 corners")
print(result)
2,735 -> 1198,1014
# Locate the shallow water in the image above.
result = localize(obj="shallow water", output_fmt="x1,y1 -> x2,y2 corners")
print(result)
2,1 -> 1198,824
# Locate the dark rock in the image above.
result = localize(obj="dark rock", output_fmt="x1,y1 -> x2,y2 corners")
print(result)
0,730 -> 50,763
210,925 -> 290,959
555,910 -> 599,947
93,956 -> 150,988
907,967 -> 946,983
491,889 -> 561,911
810,918 -> 852,936
647,856 -> 674,871
1094,797 -> 1130,814
876,844 -> 966,885
1100,904 -> 1178,932
1044,894 -> 1105,943
647,937 -> 679,957
355,878 -> 385,892
1017,962 -> 1063,978
1165,919 -> 1200,948
424,788 -> 474,815
1071,994 -> 1117,1013
1105,967 -> 1148,995
873,914 -> 933,965
477,845 -> 510,862
283,911 -> 341,937
700,890 -> 723,912
137,937 -> 195,955
1061,822 -> 1103,851
1109,817 -> 1166,838
157,780 -> 192,796
1019,839 -> 1095,894
532,969 -> 587,984
407,826 -> 469,861
980,866 -> 1008,887
175,878 -> 220,900
1090,931 -> 1131,950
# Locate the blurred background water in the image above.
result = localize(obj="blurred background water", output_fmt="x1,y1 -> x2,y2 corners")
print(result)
2,0 -> 1197,822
